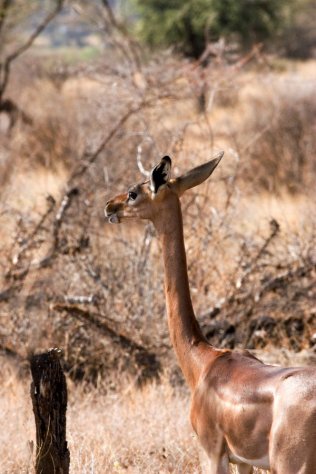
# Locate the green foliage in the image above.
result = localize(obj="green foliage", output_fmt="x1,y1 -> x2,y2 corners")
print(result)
133,0 -> 288,57
279,0 -> 316,58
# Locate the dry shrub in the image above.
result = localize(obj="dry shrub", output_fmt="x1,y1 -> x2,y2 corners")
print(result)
19,114 -> 78,170
0,357 -> 271,473
13,79 -> 82,171
235,77 -> 316,193
1,54 -> 316,386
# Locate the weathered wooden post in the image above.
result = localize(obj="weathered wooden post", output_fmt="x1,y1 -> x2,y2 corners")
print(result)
30,348 -> 70,474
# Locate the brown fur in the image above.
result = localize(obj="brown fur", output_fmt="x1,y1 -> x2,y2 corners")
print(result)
105,155 -> 316,473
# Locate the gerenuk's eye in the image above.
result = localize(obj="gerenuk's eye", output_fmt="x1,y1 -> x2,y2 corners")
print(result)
128,191 -> 137,201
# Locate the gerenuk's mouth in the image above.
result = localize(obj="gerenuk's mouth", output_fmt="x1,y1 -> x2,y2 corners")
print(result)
105,211 -> 120,224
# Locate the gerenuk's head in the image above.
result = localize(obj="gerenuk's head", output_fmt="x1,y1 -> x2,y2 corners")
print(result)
105,151 -> 224,225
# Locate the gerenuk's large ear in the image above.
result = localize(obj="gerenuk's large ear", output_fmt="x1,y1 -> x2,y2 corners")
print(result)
170,151 -> 224,196
150,155 -> 172,194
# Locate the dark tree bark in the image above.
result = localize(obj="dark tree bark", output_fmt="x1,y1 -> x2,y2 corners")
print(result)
30,349 -> 70,474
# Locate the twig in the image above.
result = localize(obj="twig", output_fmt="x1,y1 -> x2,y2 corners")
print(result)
235,218 -> 280,290
68,104 -> 142,184
257,262 -> 315,301
53,303 -> 158,357
63,295 -> 97,305
137,224 -> 155,273
0,284 -> 22,302
67,92 -> 174,186
38,188 -> 79,268
0,342 -> 24,362
201,219 -> 282,322
100,0 -> 142,70
11,195 -> 55,269
136,143 -> 151,178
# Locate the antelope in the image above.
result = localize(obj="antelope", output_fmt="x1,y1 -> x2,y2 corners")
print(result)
105,152 -> 316,473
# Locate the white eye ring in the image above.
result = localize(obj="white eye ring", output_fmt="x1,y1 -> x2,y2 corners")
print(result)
128,191 -> 137,201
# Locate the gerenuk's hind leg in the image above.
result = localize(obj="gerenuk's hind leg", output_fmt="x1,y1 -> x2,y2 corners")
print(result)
199,433 -> 230,474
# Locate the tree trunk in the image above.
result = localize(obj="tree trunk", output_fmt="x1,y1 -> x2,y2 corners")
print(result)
30,349 -> 70,474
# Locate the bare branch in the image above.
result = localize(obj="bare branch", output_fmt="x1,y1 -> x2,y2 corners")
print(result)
6,195 -> 55,279
0,0 -> 64,101
0,283 -> 22,302
63,295 -> 97,305
235,218 -> 280,290
67,94 -> 171,186
136,144 -> 151,178
53,303 -> 142,350
100,0 -> 142,70
38,187 -> 79,268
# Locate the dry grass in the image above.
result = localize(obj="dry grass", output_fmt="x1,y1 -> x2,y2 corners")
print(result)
0,357 -> 276,473
0,358 -> 199,473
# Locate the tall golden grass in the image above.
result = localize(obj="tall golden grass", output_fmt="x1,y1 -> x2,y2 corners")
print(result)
0,357 -> 278,473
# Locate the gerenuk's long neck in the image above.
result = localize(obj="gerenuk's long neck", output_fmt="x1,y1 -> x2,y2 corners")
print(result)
153,195 -> 214,390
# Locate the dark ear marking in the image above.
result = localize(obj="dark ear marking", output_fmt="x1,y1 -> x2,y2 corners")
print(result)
150,156 -> 172,194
